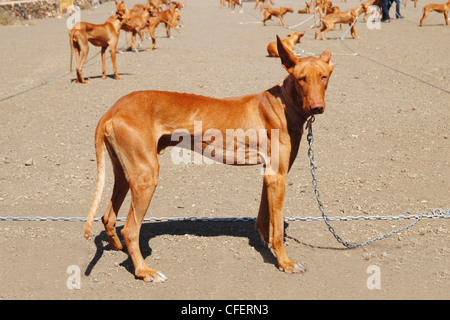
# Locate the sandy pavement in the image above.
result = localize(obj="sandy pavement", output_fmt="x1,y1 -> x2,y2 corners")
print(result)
0,0 -> 449,300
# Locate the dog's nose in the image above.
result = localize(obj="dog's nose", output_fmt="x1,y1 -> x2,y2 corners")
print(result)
310,102 -> 324,114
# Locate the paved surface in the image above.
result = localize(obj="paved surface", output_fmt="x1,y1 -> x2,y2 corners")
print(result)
0,0 -> 449,299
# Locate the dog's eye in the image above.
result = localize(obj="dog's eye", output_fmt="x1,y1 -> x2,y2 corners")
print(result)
299,77 -> 306,82
321,76 -> 328,81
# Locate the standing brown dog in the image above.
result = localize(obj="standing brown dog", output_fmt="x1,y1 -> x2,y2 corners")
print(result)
420,0 -> 450,26
315,4 -> 368,40
121,3 -> 154,52
84,36 -> 334,282
262,7 -> 294,26
69,0 -> 128,83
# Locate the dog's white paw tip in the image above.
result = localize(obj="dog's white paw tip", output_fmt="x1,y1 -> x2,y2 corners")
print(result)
293,262 -> 307,273
156,272 -> 168,282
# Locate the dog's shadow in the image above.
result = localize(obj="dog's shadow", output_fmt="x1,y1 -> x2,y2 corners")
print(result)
70,73 -> 132,83
84,220 -> 288,278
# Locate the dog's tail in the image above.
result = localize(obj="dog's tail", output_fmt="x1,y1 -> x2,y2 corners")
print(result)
84,116 -> 107,240
69,29 -> 74,72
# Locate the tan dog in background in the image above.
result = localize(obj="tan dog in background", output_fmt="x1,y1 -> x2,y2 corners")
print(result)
315,4 -> 368,40
262,7 -> 294,26
69,1 -> 128,83
267,32 -> 305,57
420,0 -> 449,26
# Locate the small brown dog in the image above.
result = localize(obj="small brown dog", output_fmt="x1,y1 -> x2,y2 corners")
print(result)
262,7 -> 294,26
145,10 -> 180,50
69,0 -> 128,83
84,36 -> 334,282
121,4 -> 154,51
420,0 -> 449,26
255,0 -> 275,10
403,0 -> 418,8
298,0 -> 313,14
267,32 -> 305,57
229,0 -> 243,12
219,0 -> 231,8
155,8 -> 182,38
315,4 -> 368,40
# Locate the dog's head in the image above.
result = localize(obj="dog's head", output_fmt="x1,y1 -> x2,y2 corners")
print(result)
115,0 -> 130,16
115,0 -> 130,21
289,32 -> 305,44
285,7 -> 294,13
277,35 -> 334,116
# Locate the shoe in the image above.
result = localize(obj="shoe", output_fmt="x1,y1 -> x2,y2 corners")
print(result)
381,18 -> 392,23
396,15 -> 404,19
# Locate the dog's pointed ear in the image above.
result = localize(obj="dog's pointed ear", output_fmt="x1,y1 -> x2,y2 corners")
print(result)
277,35 -> 297,74
319,49 -> 334,71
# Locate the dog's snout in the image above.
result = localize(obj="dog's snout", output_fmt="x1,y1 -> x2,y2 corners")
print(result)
310,102 -> 325,114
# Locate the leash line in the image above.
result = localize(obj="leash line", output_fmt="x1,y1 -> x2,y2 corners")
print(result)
0,38 -> 129,104
1,212 -> 449,223
338,40 -> 450,95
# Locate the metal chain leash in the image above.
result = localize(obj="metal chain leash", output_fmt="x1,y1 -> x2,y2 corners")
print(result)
306,116 -> 450,248
0,212 -> 449,223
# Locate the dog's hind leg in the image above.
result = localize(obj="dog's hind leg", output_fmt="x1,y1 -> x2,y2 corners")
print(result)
117,130 -> 167,282
101,145 -> 129,251
122,161 -> 167,282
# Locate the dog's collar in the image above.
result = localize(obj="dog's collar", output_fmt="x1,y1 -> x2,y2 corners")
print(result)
280,83 -> 314,130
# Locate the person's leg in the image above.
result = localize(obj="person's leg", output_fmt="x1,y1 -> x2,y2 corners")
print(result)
395,0 -> 404,18
381,0 -> 391,21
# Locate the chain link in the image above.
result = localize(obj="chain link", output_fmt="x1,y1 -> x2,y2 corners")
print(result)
1,213 -> 449,223
0,212 -> 449,223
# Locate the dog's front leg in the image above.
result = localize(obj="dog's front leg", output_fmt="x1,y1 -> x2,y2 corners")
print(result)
255,182 -> 270,247
264,171 -> 306,273
101,46 -> 107,79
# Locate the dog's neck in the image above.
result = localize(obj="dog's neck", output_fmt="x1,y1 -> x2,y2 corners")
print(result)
109,14 -> 126,33
279,76 -> 310,125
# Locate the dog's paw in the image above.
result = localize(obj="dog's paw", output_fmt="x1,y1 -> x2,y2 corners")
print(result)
279,260 -> 306,273
136,268 -> 168,283
143,271 -> 168,283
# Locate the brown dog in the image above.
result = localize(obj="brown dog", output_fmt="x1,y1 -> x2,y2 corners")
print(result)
144,9 -> 181,50
154,8 -> 182,38
121,4 -> 154,52
403,0 -> 418,8
267,32 -> 305,57
262,7 -> 294,26
219,0 -> 231,8
229,0 -> 243,12
69,1 -> 128,83
420,0 -> 450,26
315,4 -> 368,40
298,0 -> 313,14
255,0 -> 275,10
84,36 -> 334,282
